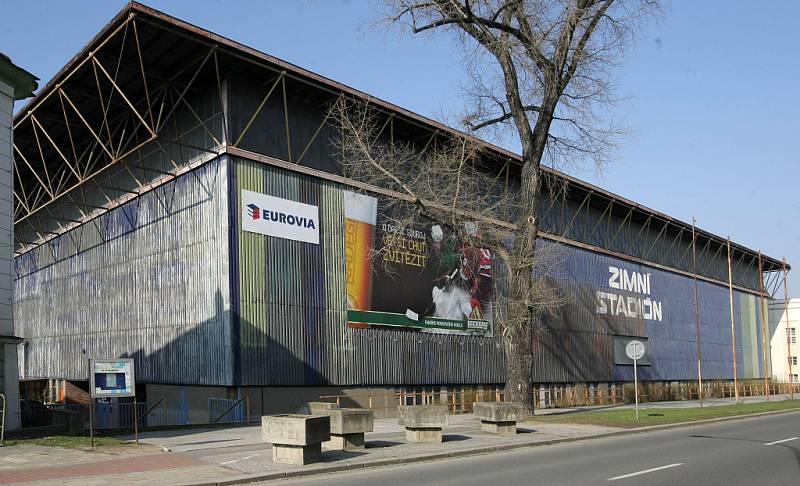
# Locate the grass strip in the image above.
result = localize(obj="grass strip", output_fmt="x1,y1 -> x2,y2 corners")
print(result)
4,435 -> 126,449
526,399 -> 800,428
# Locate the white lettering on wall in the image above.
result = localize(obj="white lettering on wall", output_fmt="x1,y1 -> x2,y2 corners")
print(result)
597,265 -> 662,322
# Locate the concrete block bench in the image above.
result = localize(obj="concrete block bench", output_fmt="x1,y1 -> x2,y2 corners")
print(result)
262,414 -> 330,465
398,405 -> 448,443
307,402 -> 373,450
473,402 -> 523,435
308,401 -> 340,414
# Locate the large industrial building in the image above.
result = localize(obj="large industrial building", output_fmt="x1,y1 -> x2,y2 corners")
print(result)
10,3 -> 790,418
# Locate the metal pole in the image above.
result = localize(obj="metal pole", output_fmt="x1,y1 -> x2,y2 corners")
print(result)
783,257 -> 794,399
758,252 -> 770,400
727,238 -> 740,401
1,393 -> 6,446
691,218 -> 704,406
633,354 -> 639,423
89,400 -> 94,448
134,397 -> 139,445
88,359 -> 94,448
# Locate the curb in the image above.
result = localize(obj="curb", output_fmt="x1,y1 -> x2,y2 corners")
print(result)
181,407 -> 800,486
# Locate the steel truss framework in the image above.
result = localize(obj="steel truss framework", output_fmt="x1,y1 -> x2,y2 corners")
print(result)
12,2 -> 788,299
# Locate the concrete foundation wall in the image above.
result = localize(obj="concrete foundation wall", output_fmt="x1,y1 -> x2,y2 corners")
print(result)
146,383 -> 231,425
144,384 -> 420,423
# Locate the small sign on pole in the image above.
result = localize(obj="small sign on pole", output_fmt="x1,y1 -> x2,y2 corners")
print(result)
89,359 -> 137,444
625,340 -> 645,422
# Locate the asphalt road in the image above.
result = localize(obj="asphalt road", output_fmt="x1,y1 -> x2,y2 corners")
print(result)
268,411 -> 800,486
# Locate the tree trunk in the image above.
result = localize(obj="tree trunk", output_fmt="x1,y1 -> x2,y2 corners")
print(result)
503,322 -> 534,414
502,144 -> 545,416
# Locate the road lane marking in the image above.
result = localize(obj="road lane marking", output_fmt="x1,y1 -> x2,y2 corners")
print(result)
764,437 -> 798,446
221,454 -> 262,465
607,463 -> 684,481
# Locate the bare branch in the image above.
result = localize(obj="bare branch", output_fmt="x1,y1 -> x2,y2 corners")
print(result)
377,0 -> 658,412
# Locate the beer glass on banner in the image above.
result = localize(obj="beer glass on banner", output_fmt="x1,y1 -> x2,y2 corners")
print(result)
344,191 -> 378,327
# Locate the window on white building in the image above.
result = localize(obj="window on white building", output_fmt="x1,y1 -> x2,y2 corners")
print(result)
789,356 -> 798,366
788,327 -> 797,345
791,374 -> 799,384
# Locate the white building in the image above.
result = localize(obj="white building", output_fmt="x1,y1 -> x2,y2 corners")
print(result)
0,53 -> 37,430
769,298 -> 799,384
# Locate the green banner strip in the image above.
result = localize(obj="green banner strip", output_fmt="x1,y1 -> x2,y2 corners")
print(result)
347,310 -> 491,335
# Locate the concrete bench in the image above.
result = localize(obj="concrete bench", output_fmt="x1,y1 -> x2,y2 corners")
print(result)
398,405 -> 448,443
473,402 -> 523,435
307,402 -> 373,450
308,401 -> 340,414
262,414 -> 330,465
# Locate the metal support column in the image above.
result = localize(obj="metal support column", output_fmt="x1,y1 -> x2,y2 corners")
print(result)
691,218 -> 703,405
727,238 -> 740,401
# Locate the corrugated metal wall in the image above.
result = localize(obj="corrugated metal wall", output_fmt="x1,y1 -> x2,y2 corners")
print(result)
231,155 -> 767,387
532,240 -> 766,383
14,157 -> 233,385
535,193 -> 760,291
226,75 -> 761,292
232,157 -> 504,386
13,152 -> 769,387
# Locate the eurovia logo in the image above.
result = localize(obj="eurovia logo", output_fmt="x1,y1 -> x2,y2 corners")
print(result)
246,204 -> 261,220
241,190 -> 320,244
245,202 -> 316,229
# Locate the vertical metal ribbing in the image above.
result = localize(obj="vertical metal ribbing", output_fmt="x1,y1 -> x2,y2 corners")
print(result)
230,155 -> 504,386
14,157 -> 232,385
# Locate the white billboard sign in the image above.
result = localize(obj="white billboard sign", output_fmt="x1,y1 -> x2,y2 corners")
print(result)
241,189 -> 320,244
90,359 -> 135,398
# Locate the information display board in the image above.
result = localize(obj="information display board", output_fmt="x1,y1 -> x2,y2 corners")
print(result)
89,359 -> 135,398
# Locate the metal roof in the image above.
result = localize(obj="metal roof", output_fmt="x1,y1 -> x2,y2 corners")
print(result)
11,1 -> 787,274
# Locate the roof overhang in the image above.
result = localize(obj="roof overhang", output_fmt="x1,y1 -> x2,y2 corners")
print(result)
11,2 -> 788,278
0,53 -> 38,100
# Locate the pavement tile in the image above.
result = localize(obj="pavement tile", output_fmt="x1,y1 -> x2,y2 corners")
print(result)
0,453 -> 204,484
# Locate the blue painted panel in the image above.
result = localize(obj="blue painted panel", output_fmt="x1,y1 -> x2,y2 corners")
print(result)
534,240 -> 766,383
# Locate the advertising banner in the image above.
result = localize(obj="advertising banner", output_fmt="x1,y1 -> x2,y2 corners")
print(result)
241,189 -> 320,244
344,191 -> 493,335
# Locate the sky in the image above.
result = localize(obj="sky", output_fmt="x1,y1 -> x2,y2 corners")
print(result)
1,0 -> 798,294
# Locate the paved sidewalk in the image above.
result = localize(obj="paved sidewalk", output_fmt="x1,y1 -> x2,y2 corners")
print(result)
0,395 -> 796,485
0,415 -> 620,485
0,452 -> 204,484
0,442 -> 231,485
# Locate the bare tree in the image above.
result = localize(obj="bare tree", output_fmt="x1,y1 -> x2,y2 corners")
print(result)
337,0 -> 657,413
